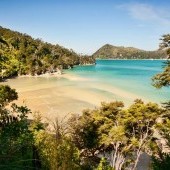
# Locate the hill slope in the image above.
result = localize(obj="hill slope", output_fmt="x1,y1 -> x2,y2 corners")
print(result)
0,26 -> 95,79
93,44 -> 166,59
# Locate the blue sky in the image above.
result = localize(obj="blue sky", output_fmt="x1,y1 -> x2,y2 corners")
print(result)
0,0 -> 170,54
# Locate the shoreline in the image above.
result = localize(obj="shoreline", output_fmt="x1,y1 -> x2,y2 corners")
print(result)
96,58 -> 168,60
1,71 -> 161,120
18,71 -> 64,78
0,72 -> 136,119
17,71 -> 89,82
1,60 -> 167,120
1,59 -> 167,82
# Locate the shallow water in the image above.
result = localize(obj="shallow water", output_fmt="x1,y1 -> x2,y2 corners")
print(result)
67,60 -> 170,104
1,60 -> 169,118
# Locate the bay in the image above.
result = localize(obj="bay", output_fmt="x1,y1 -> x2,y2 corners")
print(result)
1,59 -> 169,118
67,59 -> 169,104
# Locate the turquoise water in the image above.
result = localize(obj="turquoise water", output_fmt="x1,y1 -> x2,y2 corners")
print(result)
66,60 -> 170,104
1,59 -> 169,115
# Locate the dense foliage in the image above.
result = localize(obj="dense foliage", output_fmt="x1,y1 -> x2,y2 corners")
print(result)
0,84 -> 169,169
153,34 -> 170,88
0,85 -> 37,169
0,85 -> 81,170
1,29 -> 170,169
152,34 -> 170,170
152,60 -> 170,88
69,100 -> 167,170
0,26 -> 95,80
93,44 -> 166,59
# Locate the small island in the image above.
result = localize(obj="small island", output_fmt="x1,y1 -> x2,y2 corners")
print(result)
93,44 -> 166,59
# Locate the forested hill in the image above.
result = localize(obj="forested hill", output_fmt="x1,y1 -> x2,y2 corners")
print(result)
93,44 -> 166,59
0,26 -> 95,79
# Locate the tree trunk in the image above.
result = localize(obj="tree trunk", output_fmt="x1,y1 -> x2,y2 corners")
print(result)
115,153 -> 125,170
119,158 -> 125,170
132,150 -> 141,170
112,142 -> 119,168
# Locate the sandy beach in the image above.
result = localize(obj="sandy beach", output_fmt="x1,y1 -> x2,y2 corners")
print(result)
1,72 -> 138,120
1,65 -> 165,121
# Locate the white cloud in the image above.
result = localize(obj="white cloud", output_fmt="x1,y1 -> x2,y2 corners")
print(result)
118,3 -> 170,25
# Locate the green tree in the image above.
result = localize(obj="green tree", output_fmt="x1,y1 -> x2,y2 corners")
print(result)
70,100 -> 164,170
34,117 -> 81,170
68,111 -> 100,169
0,85 -> 18,106
152,60 -> 170,88
0,26 -> 95,80
159,34 -> 170,51
0,85 -> 44,170
152,34 -> 170,170
96,157 -> 113,170
124,99 -> 164,170
152,34 -> 170,88
0,85 -> 81,170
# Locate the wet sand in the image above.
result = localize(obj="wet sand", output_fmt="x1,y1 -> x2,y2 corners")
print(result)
1,73 -> 146,120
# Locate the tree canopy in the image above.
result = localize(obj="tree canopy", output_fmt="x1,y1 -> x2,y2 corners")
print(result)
0,26 -> 95,80
0,84 -> 169,169
152,34 -> 170,88
69,100 -> 166,170
0,85 -> 81,170
151,34 -> 170,170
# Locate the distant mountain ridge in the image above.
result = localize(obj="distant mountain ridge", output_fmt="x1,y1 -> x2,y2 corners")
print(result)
93,44 -> 166,59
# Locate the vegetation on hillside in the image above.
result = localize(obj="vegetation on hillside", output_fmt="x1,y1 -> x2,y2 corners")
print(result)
93,44 -> 166,59
0,26 -> 95,80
